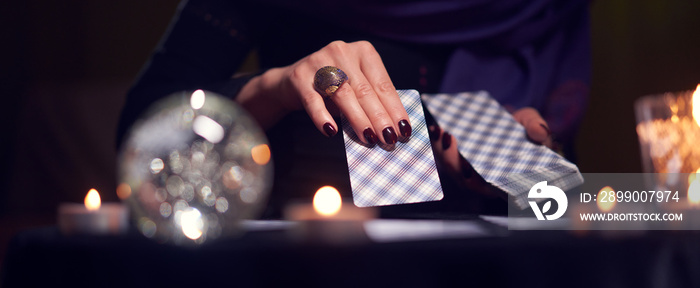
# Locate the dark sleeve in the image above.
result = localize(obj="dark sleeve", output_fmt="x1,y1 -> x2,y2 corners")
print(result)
116,0 -> 257,147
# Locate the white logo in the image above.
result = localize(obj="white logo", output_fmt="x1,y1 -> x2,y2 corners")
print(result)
528,181 -> 567,220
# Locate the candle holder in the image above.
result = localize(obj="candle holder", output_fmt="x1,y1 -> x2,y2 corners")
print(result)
58,203 -> 128,235
284,186 -> 377,245
635,88 -> 700,176
57,189 -> 128,235
635,86 -> 700,229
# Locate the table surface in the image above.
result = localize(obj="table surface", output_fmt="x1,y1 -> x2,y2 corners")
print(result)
2,218 -> 700,288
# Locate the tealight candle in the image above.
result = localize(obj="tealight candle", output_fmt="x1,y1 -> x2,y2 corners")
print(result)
58,189 -> 128,235
636,85 -> 700,230
286,186 -> 376,221
284,186 -> 376,244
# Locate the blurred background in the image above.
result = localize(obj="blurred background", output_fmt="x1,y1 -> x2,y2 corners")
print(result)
1,0 -> 699,263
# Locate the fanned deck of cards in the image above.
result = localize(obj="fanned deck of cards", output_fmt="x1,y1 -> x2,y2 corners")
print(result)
421,91 -> 583,209
341,89 -> 583,209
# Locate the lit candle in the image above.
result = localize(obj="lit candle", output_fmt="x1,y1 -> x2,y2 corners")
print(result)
636,84 -> 700,174
285,186 -> 376,221
284,186 -> 376,243
596,186 -> 616,213
652,171 -> 700,230
636,85 -> 700,230
688,169 -> 700,205
58,189 -> 128,235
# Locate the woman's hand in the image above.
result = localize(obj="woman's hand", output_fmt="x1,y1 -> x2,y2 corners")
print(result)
429,107 -> 555,212
511,107 -> 553,149
236,40 -> 412,145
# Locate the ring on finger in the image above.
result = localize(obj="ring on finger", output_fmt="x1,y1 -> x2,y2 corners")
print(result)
313,66 -> 348,98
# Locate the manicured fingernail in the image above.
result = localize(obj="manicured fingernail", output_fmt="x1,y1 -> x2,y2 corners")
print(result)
323,122 -> 336,137
382,127 -> 397,144
363,128 -> 379,145
398,120 -> 412,138
459,156 -> 473,178
540,123 -> 551,136
428,125 -> 440,141
442,131 -> 452,150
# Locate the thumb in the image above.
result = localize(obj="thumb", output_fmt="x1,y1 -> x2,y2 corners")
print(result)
512,107 -> 551,144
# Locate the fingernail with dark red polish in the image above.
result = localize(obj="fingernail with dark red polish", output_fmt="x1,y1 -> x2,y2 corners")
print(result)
459,156 -> 473,178
323,123 -> 336,137
363,128 -> 379,145
442,132 -> 452,150
540,123 -> 551,136
382,127 -> 398,144
398,120 -> 412,138
428,125 -> 440,141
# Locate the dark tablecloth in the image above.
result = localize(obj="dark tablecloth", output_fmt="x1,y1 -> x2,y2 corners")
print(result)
3,222 -> 700,288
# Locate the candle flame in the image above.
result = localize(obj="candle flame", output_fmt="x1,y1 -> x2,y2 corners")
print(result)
84,189 -> 101,211
693,84 -> 700,127
313,186 -> 342,216
597,186 -> 615,212
690,168 -> 700,185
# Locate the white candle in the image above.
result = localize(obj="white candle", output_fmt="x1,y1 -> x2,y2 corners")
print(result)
284,186 -> 376,244
285,186 -> 376,221
58,189 -> 128,235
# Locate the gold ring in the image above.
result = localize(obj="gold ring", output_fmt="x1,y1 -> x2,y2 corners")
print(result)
313,66 -> 348,98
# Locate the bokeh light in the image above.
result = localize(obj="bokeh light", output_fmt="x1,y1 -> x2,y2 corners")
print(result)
118,90 -> 273,245
313,186 -> 342,216
251,144 -> 271,165
596,186 -> 615,212
190,89 -> 206,110
688,168 -> 700,204
116,183 -> 132,200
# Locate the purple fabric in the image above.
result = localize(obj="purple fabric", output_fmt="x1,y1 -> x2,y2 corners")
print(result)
255,0 -> 591,153
260,0 -> 578,46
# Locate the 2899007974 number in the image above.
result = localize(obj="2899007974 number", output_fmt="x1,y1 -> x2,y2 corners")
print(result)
580,190 -> 679,203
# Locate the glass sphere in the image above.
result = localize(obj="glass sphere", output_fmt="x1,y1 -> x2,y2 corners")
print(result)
118,90 -> 273,245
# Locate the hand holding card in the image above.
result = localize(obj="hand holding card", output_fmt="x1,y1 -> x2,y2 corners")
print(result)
341,90 -> 444,207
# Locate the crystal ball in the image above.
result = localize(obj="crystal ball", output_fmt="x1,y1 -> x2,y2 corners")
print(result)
118,90 -> 273,245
